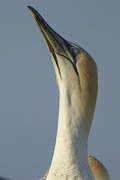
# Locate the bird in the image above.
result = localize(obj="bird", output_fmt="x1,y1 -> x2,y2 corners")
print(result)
28,6 -> 110,180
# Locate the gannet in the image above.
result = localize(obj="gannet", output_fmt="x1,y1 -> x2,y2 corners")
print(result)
28,6 -> 110,180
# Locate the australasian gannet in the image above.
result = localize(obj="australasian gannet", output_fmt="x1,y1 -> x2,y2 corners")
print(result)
28,6 -> 110,180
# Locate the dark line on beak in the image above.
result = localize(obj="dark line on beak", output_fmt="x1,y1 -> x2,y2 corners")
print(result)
43,33 -> 62,79
28,6 -> 62,79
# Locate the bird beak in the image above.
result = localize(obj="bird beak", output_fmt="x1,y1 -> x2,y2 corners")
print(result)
27,6 -> 73,60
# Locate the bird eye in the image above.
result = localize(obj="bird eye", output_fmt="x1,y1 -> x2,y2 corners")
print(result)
70,46 -> 79,57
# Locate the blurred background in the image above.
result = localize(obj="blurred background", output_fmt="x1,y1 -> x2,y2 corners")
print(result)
0,0 -> 119,180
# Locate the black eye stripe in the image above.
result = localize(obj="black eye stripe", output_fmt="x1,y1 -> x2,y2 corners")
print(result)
56,52 -> 79,78
52,51 -> 62,79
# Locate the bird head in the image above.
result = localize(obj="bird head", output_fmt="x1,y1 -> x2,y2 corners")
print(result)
28,6 -> 98,123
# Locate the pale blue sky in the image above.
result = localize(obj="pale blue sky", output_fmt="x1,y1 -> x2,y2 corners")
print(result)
0,0 -> 120,180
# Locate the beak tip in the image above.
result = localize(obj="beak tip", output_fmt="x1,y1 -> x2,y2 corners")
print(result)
27,5 -> 32,10
27,6 -> 34,15
27,6 -> 42,19
27,6 -> 38,15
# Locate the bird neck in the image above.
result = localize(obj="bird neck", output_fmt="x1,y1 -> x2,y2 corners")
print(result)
47,86 -> 95,180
